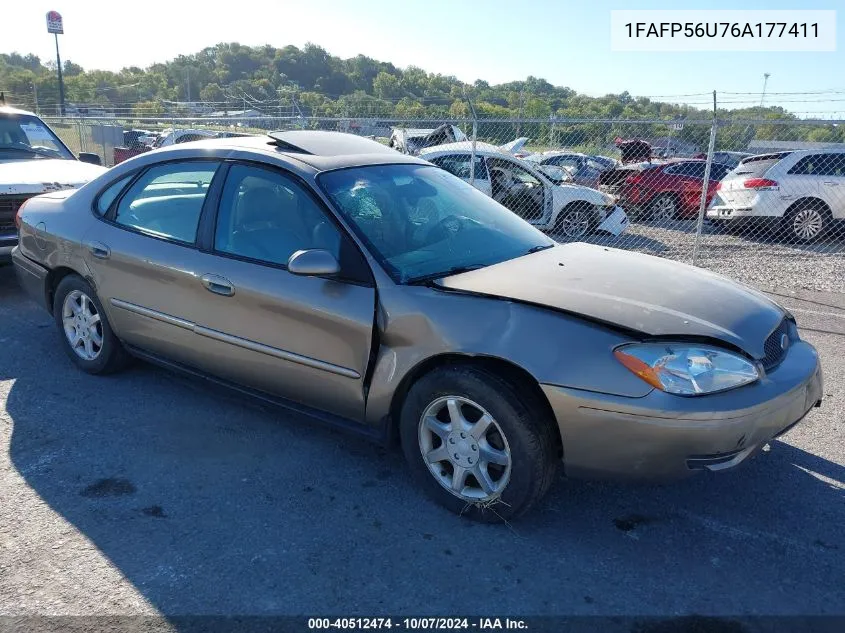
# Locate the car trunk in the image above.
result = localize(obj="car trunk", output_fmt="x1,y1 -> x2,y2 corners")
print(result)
598,164 -> 648,197
711,153 -> 788,207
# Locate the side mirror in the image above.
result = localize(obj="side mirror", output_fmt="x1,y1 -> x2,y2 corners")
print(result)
78,152 -> 102,166
287,249 -> 340,277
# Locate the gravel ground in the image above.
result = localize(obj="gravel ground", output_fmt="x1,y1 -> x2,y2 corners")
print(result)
0,264 -> 843,623
567,218 -> 845,293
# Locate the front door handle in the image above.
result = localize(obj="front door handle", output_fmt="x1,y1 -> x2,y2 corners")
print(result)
86,241 -> 111,259
201,274 -> 235,297
823,181 -> 839,186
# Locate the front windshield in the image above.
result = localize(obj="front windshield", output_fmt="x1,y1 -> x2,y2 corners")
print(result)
0,114 -> 74,160
320,164 -> 554,283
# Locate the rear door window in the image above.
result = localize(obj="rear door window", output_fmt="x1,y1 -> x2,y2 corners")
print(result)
113,161 -> 219,243
790,153 -> 845,176
95,174 -> 135,216
429,154 -> 488,180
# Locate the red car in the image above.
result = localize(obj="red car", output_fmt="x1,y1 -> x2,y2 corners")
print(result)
599,159 -> 731,222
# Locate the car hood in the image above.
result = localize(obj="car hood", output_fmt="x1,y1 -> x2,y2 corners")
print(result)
551,183 -> 612,207
0,159 -> 107,195
438,243 -> 785,359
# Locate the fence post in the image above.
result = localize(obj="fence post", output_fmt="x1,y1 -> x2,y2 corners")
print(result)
692,91 -> 718,266
465,93 -> 479,187
76,118 -> 85,154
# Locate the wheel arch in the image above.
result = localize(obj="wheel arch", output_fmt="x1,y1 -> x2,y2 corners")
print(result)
552,199 -> 598,229
387,353 -> 562,458
784,196 -> 833,218
45,266 -> 90,315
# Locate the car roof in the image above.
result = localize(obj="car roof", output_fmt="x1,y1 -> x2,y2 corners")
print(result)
149,131 -> 427,172
540,150 -> 588,158
419,141 -> 508,158
787,148 -> 845,156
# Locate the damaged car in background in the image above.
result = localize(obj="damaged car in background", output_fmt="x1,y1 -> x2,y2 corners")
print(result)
420,142 -> 628,239
388,123 -> 468,155
0,105 -> 106,262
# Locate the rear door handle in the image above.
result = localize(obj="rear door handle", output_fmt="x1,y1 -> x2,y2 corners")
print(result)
823,181 -> 839,186
86,241 -> 111,259
201,274 -> 235,297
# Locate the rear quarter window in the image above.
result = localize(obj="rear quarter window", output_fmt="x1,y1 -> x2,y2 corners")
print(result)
95,174 -> 135,216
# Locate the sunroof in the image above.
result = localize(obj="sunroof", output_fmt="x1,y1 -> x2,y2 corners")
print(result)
267,130 -> 396,156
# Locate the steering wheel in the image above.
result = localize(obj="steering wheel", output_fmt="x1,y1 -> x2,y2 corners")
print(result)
422,215 -> 464,244
423,215 -> 487,245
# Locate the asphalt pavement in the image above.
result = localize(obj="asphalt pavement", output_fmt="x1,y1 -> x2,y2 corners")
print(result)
0,265 -> 842,626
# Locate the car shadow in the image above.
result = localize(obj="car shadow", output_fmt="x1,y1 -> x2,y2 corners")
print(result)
2,266 -> 844,621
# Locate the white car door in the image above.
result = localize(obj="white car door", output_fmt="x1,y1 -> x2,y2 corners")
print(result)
486,156 -> 552,225
779,154 -> 825,213
428,153 -> 491,196
818,153 -> 845,219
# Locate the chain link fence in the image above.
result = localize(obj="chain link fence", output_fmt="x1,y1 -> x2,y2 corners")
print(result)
42,114 -> 845,293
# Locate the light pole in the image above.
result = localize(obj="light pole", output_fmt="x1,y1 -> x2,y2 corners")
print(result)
46,11 -> 65,116
760,73 -> 771,107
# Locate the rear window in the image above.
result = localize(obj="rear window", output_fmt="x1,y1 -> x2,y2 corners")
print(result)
728,153 -> 790,178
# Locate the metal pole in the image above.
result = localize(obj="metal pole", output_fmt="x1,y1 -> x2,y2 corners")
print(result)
470,120 -> 478,186
692,91 -> 717,266
54,33 -> 65,116
465,91 -> 478,187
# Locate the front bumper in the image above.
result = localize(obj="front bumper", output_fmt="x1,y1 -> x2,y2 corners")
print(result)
597,206 -> 629,236
11,247 -> 51,311
541,340 -> 823,480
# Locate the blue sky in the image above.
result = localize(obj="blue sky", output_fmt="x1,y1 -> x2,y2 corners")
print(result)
4,0 -> 844,114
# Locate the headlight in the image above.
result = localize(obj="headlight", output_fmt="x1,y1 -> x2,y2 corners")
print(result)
614,343 -> 759,395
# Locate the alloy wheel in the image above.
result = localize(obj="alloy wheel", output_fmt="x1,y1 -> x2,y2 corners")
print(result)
559,209 -> 591,239
792,208 -> 824,241
652,196 -> 676,223
418,396 -> 512,502
61,290 -> 104,361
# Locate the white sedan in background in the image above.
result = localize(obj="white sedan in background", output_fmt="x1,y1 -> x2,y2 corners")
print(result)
419,142 -> 628,239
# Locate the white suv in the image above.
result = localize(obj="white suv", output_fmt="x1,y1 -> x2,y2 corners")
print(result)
707,150 -> 845,242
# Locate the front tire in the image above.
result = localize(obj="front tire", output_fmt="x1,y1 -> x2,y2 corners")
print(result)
53,275 -> 129,374
399,365 -> 558,522
554,203 -> 594,240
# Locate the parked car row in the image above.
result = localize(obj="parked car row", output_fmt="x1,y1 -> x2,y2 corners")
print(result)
596,148 -> 845,242
113,128 -> 227,165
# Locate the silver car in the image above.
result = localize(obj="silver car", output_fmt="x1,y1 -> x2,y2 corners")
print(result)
12,132 -> 823,522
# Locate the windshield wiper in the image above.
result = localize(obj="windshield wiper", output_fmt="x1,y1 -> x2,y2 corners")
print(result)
524,243 -> 555,255
406,264 -> 488,285
0,146 -> 53,158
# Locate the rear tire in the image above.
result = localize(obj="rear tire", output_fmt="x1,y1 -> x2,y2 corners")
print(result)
782,202 -> 828,243
649,194 -> 677,224
399,365 -> 559,522
53,275 -> 129,375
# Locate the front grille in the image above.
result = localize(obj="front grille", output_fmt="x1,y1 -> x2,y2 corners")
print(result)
0,195 -> 33,232
762,319 -> 790,370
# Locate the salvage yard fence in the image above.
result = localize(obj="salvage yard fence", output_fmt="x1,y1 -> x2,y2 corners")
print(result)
43,113 -> 845,295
